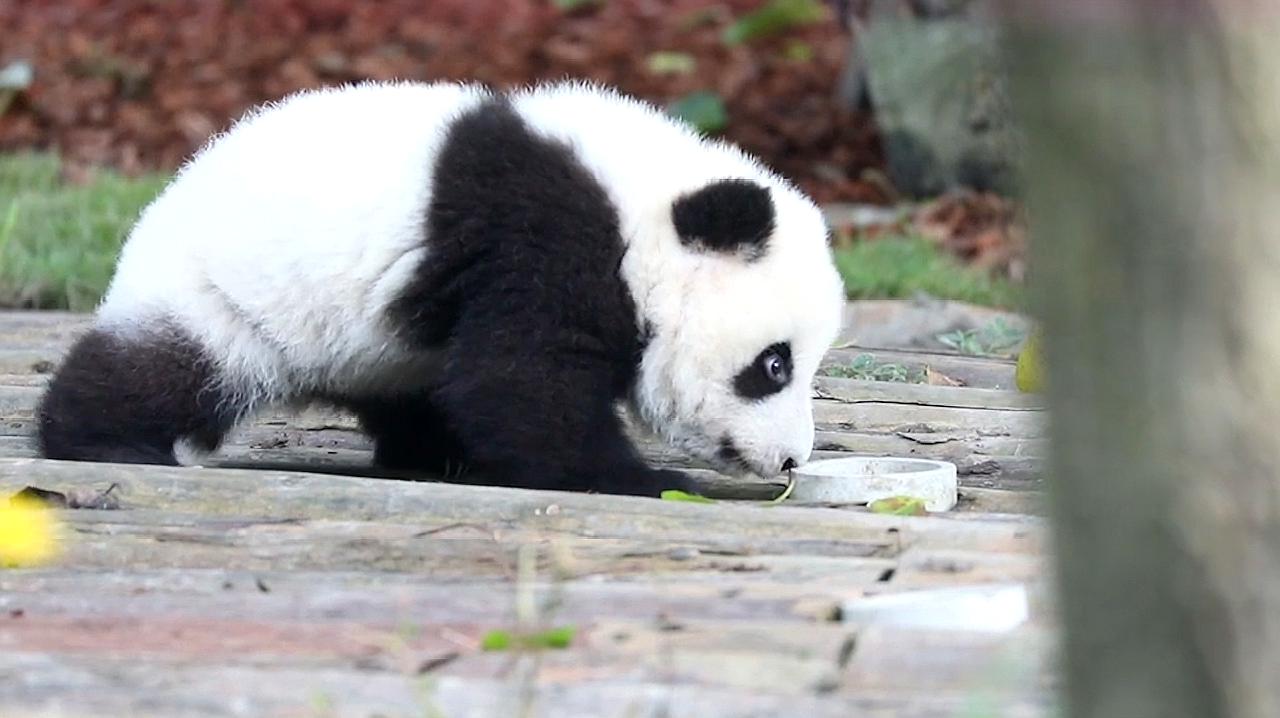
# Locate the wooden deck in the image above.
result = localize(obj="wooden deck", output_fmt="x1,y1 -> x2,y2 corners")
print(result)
0,311 -> 1056,717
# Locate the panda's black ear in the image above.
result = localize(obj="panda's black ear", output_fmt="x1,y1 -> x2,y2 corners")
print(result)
672,179 -> 775,259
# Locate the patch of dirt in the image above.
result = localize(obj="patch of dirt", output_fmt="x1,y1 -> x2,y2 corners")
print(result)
0,0 -> 889,205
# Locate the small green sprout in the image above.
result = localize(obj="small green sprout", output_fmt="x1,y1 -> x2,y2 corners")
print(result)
937,318 -> 1027,357
823,353 -> 925,383
481,626 -> 576,651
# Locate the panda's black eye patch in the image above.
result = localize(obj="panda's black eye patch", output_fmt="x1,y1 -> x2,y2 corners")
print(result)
734,342 -> 793,400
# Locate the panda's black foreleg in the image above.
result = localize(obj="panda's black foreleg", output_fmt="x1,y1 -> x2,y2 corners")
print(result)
346,394 -> 469,476
432,347 -> 699,497
574,412 -> 702,497
36,326 -> 239,465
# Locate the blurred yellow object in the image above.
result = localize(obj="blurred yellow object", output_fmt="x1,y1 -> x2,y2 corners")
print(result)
0,496 -> 58,567
1016,329 -> 1044,393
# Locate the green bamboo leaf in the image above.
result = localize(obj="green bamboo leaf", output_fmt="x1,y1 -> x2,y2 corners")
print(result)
661,489 -> 716,504
868,496 -> 928,516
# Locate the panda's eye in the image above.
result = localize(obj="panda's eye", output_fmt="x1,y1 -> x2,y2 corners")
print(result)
734,342 -> 793,400
762,350 -> 789,385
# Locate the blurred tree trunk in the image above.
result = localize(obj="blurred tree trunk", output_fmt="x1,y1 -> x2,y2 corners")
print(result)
1005,3 -> 1280,718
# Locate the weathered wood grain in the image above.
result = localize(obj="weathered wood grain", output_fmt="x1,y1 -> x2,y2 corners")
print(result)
0,459 -> 1051,716
815,375 -> 1041,410
0,310 -> 1054,717
813,400 -> 1041,438
822,346 -> 1019,390
0,385 -> 38,416
0,460 -> 1043,553
0,652 -> 1050,718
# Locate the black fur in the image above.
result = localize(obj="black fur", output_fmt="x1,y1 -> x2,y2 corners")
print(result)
672,179 -> 775,258
385,97 -> 699,497
733,342 -> 793,400
340,393 -> 468,476
37,326 -> 237,464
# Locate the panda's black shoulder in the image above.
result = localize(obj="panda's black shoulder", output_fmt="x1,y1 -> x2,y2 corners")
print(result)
386,94 -> 644,378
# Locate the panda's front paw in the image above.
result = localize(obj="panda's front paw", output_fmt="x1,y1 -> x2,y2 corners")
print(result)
597,467 -> 701,498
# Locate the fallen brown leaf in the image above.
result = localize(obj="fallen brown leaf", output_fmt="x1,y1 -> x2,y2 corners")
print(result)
925,367 -> 965,386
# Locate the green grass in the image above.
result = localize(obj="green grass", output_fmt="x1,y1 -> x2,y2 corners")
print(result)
0,153 -> 166,310
834,234 -> 1021,309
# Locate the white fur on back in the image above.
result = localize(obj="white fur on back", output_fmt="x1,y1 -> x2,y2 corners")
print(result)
98,82 -> 488,406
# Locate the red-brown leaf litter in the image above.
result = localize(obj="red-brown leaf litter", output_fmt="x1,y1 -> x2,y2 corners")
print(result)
0,0 -> 888,205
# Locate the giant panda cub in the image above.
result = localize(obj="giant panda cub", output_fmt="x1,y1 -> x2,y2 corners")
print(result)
36,81 -> 845,497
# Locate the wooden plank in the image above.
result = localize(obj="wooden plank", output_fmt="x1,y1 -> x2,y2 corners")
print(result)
0,417 -> 33,437
0,435 -> 32,456
0,569 -> 873,626
814,400 -> 1043,438
0,372 -> 48,387
0,385 -> 38,416
0,349 -> 63,375
822,346 -> 1018,390
840,625 -> 1051,698
884,547 -> 1044,590
0,565 -> 892,612
0,614 -> 856,692
0,310 -> 92,330
815,375 -> 1041,410
0,653 -> 1049,718
0,569 -> 1044,673
817,431 -> 1044,457
0,460 -> 1044,555
958,488 -> 1045,515
27,510 -> 901,578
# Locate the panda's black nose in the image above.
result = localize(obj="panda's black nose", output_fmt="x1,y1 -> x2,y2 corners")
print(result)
781,458 -> 798,472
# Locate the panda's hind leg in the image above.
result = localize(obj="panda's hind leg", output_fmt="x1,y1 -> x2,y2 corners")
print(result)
37,324 -> 242,465
345,394 -> 469,477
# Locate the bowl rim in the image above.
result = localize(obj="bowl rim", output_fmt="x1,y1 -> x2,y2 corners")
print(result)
793,455 -> 957,478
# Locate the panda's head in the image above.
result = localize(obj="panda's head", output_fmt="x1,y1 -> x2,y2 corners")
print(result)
624,175 -> 844,479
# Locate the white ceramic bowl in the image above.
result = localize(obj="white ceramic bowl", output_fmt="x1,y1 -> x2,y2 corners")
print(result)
790,456 -> 958,511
